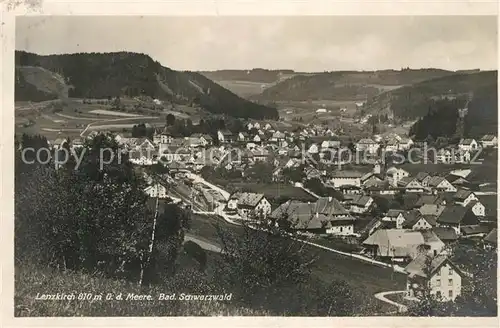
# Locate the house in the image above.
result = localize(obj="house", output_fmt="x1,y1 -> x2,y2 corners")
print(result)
458,138 -> 479,152
436,205 -> 480,235
307,143 -> 320,154
386,167 -> 410,187
52,138 -> 68,150
144,183 -> 168,199
362,229 -> 445,261
480,134 -> 497,148
427,176 -> 457,193
404,214 -> 437,230
356,138 -> 379,154
385,140 -> 399,153
397,177 -> 425,193
381,209 -> 406,229
359,218 -> 384,238
339,185 -> 362,195
160,146 -> 189,162
270,197 -> 355,236
321,140 -> 341,150
432,227 -> 459,244
453,189 -> 478,207
460,225 -> 491,239
71,138 -> 84,149
348,195 -> 374,214
398,137 -> 414,150
415,194 -> 447,208
415,172 -> 432,187
168,161 -> 187,172
418,204 -> 446,217
361,172 -> 385,188
436,148 -> 455,164
227,192 -> 271,219
270,131 -> 286,143
466,200 -> 485,217
237,132 -> 249,142
252,135 -> 262,143
330,170 -> 364,187
217,130 -> 234,144
304,167 -> 322,180
187,133 -> 213,147
405,255 -> 464,302
131,137 -> 155,152
129,149 -> 159,166
153,132 -> 174,145
252,148 -> 270,161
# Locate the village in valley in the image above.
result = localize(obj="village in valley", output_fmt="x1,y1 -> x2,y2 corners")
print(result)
13,16 -> 498,317
46,107 -> 498,310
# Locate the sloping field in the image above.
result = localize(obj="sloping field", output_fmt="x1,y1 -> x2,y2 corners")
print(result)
17,66 -> 68,97
88,109 -> 142,117
215,80 -> 270,98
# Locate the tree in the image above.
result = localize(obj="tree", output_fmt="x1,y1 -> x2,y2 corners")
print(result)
246,162 -> 274,183
213,220 -> 316,312
166,114 -> 176,126
15,133 -> 190,285
282,166 -> 306,183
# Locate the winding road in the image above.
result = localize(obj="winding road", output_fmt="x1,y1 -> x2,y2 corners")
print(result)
374,291 -> 408,313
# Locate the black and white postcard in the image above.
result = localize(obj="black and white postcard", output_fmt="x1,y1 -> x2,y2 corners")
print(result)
2,1 -> 498,326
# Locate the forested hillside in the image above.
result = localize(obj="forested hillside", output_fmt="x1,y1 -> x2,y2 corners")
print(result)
200,69 -> 297,83
365,71 -> 497,120
409,82 -> 498,140
15,51 -> 278,120
253,69 -> 457,101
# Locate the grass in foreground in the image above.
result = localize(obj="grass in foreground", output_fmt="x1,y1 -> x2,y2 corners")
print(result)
15,262 -> 267,317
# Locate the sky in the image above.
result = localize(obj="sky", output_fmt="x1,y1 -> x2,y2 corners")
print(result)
16,16 -> 498,71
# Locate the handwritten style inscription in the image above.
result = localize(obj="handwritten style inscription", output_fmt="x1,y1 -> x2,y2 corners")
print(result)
34,292 -> 233,301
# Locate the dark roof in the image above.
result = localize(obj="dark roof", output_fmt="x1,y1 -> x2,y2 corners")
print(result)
478,195 -> 497,217
230,192 -> 265,208
460,225 -> 491,236
432,227 -> 459,241
415,172 -> 430,182
271,198 -> 352,222
405,254 -> 462,279
401,193 -> 421,210
358,218 -> 382,235
481,134 -> 497,141
270,199 -> 353,229
386,209 -> 405,218
349,195 -> 373,207
331,170 -> 365,178
483,228 -> 497,244
415,195 -> 443,207
437,205 -> 468,224
453,189 -> 473,201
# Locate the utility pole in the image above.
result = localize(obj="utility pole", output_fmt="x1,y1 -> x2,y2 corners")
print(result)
139,195 -> 160,286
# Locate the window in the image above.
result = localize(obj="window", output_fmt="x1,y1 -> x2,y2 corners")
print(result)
448,279 -> 453,286
448,290 -> 453,298
433,250 -> 437,256
436,279 -> 441,287
449,268 -> 453,276
436,270 -> 440,276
